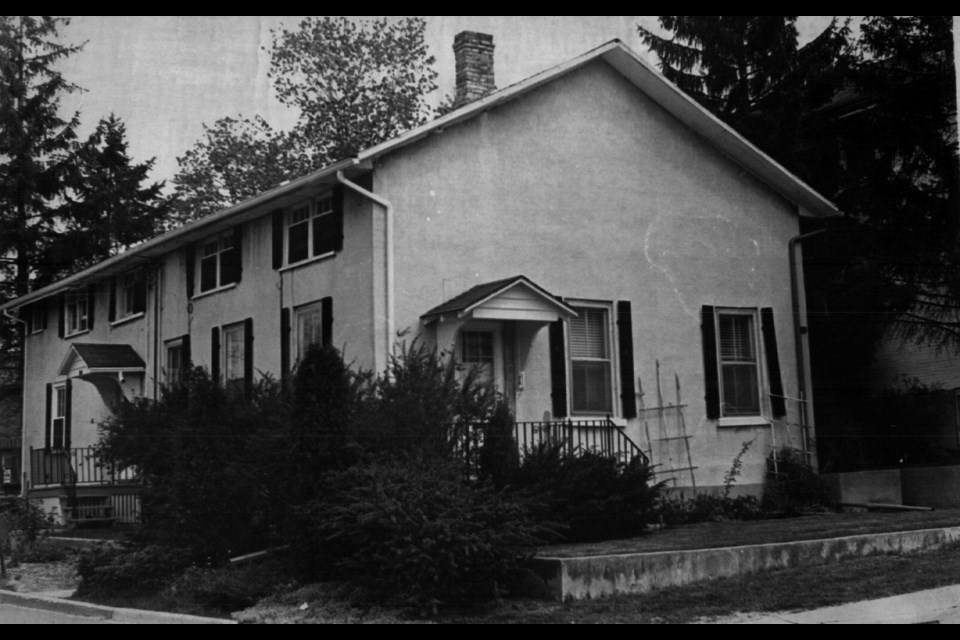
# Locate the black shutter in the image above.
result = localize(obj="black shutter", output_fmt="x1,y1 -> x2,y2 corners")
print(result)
87,285 -> 95,330
108,277 -> 117,322
244,318 -> 254,396
549,319 -> 568,419
182,334 -> 192,367
701,305 -> 721,420
761,307 -> 786,418
133,273 -> 147,314
211,327 -> 220,382
280,307 -> 290,387
186,246 -> 195,298
57,294 -> 65,337
45,383 -> 52,450
272,210 -> 284,269
64,379 -> 72,450
616,300 -> 637,419
321,296 -> 333,346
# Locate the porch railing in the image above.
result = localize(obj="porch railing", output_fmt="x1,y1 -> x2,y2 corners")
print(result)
452,418 -> 649,476
29,447 -> 138,487
513,419 -> 649,466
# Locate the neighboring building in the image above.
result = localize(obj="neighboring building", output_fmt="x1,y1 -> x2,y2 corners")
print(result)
0,34 -> 837,522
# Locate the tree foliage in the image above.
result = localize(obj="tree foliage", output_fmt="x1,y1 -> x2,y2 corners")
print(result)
638,16 -> 853,178
171,16 -> 439,223
0,17 -> 167,373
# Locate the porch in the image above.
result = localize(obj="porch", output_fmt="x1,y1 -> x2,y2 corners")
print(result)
28,447 -> 140,525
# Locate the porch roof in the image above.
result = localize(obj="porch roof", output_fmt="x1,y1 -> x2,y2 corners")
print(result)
58,343 -> 146,377
421,275 -> 577,324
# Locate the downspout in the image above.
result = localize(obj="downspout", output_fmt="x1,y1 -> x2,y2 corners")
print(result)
788,217 -> 837,465
153,263 -> 162,400
3,307 -> 28,497
336,170 -> 394,376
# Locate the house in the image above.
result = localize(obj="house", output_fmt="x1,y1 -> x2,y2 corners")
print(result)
0,33 -> 837,523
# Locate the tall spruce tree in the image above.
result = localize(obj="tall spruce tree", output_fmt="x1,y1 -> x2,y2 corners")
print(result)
171,16 -> 439,223
638,16 -> 852,180
0,17 -> 168,374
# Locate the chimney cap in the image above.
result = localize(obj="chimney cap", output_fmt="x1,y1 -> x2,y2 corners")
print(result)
454,31 -> 494,48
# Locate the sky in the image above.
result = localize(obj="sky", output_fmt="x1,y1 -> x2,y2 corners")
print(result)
53,16 -> 849,190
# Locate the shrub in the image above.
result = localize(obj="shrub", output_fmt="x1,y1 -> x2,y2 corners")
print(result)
98,367 -> 291,560
763,447 -> 836,513
510,443 -> 664,542
166,556 -> 295,613
0,497 -> 56,565
75,543 -> 193,598
294,454 -> 547,611
657,492 -> 762,525
477,400 -> 519,489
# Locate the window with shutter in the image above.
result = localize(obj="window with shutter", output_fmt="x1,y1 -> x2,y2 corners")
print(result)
569,306 -> 613,414
222,322 -> 245,395
284,191 -> 342,267
715,310 -> 761,417
196,228 -> 241,295
64,292 -> 89,337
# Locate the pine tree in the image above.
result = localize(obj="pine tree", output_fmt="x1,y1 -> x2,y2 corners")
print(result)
638,16 -> 852,179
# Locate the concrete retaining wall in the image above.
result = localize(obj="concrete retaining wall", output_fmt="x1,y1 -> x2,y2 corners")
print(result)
822,469 -> 903,505
527,526 -> 960,601
901,466 -> 960,509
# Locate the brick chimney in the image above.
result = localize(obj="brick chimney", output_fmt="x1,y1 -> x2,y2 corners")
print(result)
453,31 -> 495,108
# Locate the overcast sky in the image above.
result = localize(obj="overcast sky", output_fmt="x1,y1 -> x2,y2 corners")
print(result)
55,16 -> 849,189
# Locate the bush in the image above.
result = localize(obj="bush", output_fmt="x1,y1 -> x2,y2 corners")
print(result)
75,543 -> 193,598
0,497 -> 56,565
510,443 -> 663,542
98,367 -> 292,560
295,454 -> 547,612
657,492 -> 762,525
763,448 -> 836,513
166,556 -> 295,613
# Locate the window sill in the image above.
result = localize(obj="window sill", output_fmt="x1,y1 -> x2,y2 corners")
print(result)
110,312 -> 145,328
192,282 -> 238,301
280,251 -> 336,273
717,416 -> 771,428
63,329 -> 90,339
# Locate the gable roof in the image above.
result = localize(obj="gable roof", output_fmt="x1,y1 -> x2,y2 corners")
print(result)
422,275 -> 577,323
1,39 -> 838,313
58,343 -> 146,376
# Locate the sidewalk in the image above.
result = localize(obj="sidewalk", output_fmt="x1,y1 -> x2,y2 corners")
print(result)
713,584 -> 960,624
0,589 -> 236,624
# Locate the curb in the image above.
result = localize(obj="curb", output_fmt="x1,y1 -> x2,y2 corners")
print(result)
0,589 -> 237,624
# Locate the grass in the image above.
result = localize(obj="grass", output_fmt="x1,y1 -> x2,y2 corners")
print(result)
58,508 -> 960,623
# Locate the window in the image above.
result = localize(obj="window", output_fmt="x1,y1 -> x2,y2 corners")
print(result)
51,383 -> 67,450
65,292 -> 89,336
296,302 -> 324,362
117,272 -> 146,319
222,322 -> 245,395
461,330 -> 495,387
569,306 -> 613,414
285,194 -> 340,265
166,340 -> 184,387
198,231 -> 240,294
716,311 -> 761,417
27,303 -> 47,334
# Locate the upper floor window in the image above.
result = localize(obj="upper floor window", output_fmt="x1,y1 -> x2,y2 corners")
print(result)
275,189 -> 344,269
568,305 -> 613,414
65,292 -> 89,336
27,302 -> 47,334
110,271 -> 146,322
199,230 -> 241,294
287,194 -> 340,265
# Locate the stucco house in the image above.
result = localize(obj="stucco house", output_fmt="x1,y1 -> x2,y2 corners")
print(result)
1,33 -> 837,524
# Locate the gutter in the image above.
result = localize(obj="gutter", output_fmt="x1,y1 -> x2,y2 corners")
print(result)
335,171 -> 395,375
788,217 -> 838,464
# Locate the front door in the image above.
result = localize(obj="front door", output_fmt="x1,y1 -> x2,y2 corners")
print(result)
459,324 -> 516,411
